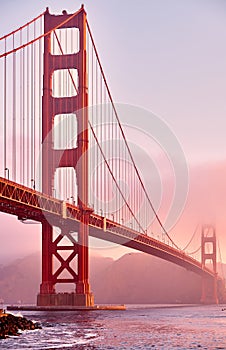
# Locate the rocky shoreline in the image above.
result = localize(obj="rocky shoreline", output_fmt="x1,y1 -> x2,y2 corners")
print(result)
0,311 -> 41,339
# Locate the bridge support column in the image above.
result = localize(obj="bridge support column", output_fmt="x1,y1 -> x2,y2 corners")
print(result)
200,225 -> 218,304
75,209 -> 94,306
37,222 -> 94,307
39,222 -> 55,295
38,6 -> 94,307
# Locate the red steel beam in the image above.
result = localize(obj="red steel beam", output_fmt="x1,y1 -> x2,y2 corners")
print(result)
0,177 -> 218,282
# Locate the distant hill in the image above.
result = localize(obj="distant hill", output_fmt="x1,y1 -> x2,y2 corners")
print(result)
90,253 -> 201,304
0,252 -> 225,304
0,253 -> 41,304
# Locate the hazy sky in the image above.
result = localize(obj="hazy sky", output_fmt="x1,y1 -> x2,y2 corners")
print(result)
0,0 -> 226,263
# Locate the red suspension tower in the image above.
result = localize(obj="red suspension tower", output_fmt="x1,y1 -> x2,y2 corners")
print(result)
37,6 -> 94,307
200,225 -> 218,304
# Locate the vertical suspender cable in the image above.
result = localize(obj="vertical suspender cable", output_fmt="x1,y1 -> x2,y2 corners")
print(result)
91,42 -> 94,209
68,31 -> 71,199
104,87 -> 107,217
73,28 -> 76,201
27,25 -> 30,186
12,34 -> 16,181
4,38 -> 7,175
91,33 -> 94,208
52,30 -> 56,196
100,71 -> 103,214
108,97 -> 110,219
33,22 -> 36,186
111,107 -> 114,220
65,29 -> 68,200
39,20 -> 42,192
87,31 -> 90,206
22,38 -> 25,184
58,30 -> 62,199
31,30 -> 34,185
96,59 -> 98,213
20,29 -> 23,183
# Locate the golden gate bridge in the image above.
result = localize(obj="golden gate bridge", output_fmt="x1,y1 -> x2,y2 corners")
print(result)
0,6 -> 225,308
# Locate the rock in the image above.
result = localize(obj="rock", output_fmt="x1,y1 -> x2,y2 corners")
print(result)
0,313 -> 42,338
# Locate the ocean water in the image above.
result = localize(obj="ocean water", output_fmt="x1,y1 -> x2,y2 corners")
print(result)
1,305 -> 226,349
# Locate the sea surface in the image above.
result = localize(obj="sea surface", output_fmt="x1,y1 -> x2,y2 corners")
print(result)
1,304 -> 226,349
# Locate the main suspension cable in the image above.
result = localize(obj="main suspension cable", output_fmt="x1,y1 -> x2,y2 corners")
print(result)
53,27 -> 145,233
0,7 -> 84,58
0,11 -> 45,41
86,19 -> 180,249
182,224 -> 199,251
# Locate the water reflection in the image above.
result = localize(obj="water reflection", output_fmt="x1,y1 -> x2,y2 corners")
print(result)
1,306 -> 226,349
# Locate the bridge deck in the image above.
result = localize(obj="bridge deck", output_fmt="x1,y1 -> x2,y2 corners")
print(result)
0,177 -> 215,279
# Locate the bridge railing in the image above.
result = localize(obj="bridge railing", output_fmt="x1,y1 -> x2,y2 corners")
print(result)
0,175 -> 215,278
0,177 -> 61,219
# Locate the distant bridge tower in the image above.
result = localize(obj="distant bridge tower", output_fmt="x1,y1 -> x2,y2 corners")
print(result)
200,225 -> 218,304
37,6 -> 94,307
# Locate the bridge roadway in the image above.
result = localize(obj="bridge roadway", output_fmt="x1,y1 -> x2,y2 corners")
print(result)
0,177 -> 215,279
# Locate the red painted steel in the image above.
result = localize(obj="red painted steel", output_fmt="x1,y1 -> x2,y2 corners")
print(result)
200,225 -> 219,304
0,176 -> 217,280
0,7 -> 224,305
39,6 -> 93,306
0,177 -> 62,220
0,177 -> 223,303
